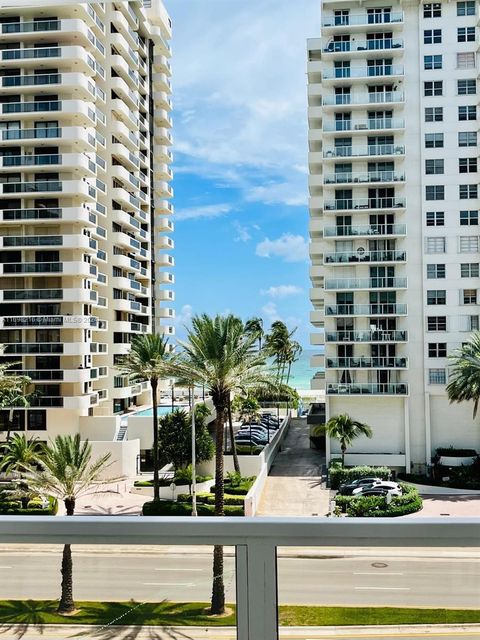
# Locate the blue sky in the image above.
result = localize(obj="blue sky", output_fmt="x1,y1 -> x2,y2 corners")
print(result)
164,0 -> 320,346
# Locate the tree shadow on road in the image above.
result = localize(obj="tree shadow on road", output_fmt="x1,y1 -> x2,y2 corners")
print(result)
0,599 -> 47,639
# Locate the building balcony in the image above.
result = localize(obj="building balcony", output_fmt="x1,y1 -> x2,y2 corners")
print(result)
0,288 -> 97,303
325,330 -> 408,343
0,260 -> 94,277
322,38 -> 404,55
154,127 -> 173,145
11,368 -> 94,383
0,153 -> 96,177
157,271 -> 175,285
157,200 -> 174,215
0,315 -> 96,329
324,303 -> 407,316
321,10 -> 404,28
158,217 -> 174,233
157,236 -> 174,250
326,356 -> 408,369
322,91 -> 404,108
323,145 -> 405,160
157,307 -> 175,319
154,181 -> 174,198
157,254 -> 175,268
324,250 -> 406,265
30,393 -> 98,409
0,99 -> 96,126
323,171 -> 405,186
1,233 -> 96,251
323,224 -> 406,238
324,277 -> 407,291
0,19 -> 93,44
0,179 -> 96,201
324,197 -> 406,212
326,382 -> 408,395
322,118 -> 405,133
1,72 -> 95,100
112,143 -> 140,171
322,65 -> 404,82
0,45 -> 95,75
0,126 -> 96,152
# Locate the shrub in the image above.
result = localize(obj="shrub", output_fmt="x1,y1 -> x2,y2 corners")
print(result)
338,484 -> 422,518
329,465 -> 391,490
435,447 -> 477,457
177,492 -> 245,506
0,496 -> 57,516
142,500 -> 244,516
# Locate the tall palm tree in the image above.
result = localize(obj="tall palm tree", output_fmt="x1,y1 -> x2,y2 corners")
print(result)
22,434 -> 115,614
447,332 -> 480,418
265,321 -> 299,385
325,414 -> 373,467
244,317 -> 264,351
285,340 -> 302,386
0,362 -> 33,440
0,433 -> 39,475
117,333 -> 172,501
169,314 -> 273,615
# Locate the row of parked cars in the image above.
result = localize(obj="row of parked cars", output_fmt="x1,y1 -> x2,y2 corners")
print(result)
234,413 -> 282,449
337,476 -> 402,497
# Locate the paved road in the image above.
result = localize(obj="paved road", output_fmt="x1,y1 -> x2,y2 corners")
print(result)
257,419 -> 329,516
1,552 -> 480,608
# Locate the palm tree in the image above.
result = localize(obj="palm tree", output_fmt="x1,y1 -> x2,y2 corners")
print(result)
265,321 -> 299,385
244,317 -> 264,351
0,433 -> 39,475
325,414 -> 373,467
285,340 -> 302,386
117,333 -> 172,501
169,314 -> 273,615
0,363 -> 33,440
447,332 -> 480,418
22,434 -> 115,614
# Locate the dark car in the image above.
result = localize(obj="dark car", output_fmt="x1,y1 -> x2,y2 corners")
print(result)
337,476 -> 383,495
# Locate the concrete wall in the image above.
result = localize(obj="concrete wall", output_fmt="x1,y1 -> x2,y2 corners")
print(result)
79,416 -> 119,442
88,439 -> 140,480
429,395 -> 480,455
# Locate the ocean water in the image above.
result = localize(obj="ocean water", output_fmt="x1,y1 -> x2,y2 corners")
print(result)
286,349 -> 322,391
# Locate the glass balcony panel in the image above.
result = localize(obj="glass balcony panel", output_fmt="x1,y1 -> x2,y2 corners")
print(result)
323,224 -> 407,237
1,20 -> 60,33
326,382 -> 408,394
2,128 -> 61,140
2,47 -> 60,60
2,74 -> 61,87
325,303 -> 408,315
2,101 -> 61,114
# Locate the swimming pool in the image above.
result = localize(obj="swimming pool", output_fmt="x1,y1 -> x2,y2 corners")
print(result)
132,405 -> 188,418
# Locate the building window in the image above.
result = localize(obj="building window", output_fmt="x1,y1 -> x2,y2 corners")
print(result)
424,3 -> 442,17
470,315 -> 480,330
457,52 -> 476,69
458,26 -> 476,42
459,184 -> 478,199
425,159 -> 444,174
427,264 -> 446,278
461,263 -> 479,277
459,235 -> 479,252
426,211 -> 444,226
424,81 -> 443,96
424,29 -> 442,44
429,368 -> 446,384
458,106 -> 477,121
425,133 -> 444,148
425,107 -> 443,122
425,237 -> 446,253
458,79 -> 477,95
424,55 -> 443,69
427,290 -> 446,305
334,10 -> 350,25
428,343 -> 447,357
457,1 -> 476,15
427,316 -> 447,331
27,410 -> 46,431
460,210 -> 478,225
459,158 -> 478,173
463,288 -> 477,304
426,185 -> 445,200
459,131 -> 477,147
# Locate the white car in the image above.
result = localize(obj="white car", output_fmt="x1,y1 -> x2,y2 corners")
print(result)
352,481 -> 402,497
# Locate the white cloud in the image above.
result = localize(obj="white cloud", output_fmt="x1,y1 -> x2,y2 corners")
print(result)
261,285 -> 304,299
233,220 -> 251,243
173,304 -> 193,329
175,203 -> 233,221
261,301 -> 280,323
256,234 -> 309,263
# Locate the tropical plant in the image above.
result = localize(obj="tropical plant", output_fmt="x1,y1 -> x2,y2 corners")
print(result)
325,414 -> 373,467
157,408 -> 214,472
446,332 -> 480,418
117,333 -> 173,501
264,321 -> 301,387
244,317 -> 264,351
0,433 -> 40,475
22,434 -> 116,614
168,313 -> 273,614
0,361 -> 34,440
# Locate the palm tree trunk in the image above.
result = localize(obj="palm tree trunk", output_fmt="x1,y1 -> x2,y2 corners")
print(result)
211,401 -> 225,615
341,443 -> 346,468
227,400 -> 240,474
151,378 -> 160,502
58,498 -> 75,614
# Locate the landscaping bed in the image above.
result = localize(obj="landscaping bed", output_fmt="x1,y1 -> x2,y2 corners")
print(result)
335,483 -> 422,517
329,463 -> 391,490
143,500 -> 244,516
0,496 -> 57,516
134,474 -> 212,488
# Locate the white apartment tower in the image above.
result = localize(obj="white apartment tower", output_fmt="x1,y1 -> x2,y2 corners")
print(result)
0,0 -> 174,440
308,0 -> 480,471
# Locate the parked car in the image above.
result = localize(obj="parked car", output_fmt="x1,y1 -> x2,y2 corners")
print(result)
352,482 -> 402,497
235,437 -> 267,449
238,424 -> 270,435
235,432 -> 268,445
338,477 -> 383,495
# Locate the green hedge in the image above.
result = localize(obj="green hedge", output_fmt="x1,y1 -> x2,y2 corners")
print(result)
142,500 -> 244,516
177,492 -> 245,506
0,496 -> 58,516
335,484 -> 422,518
210,477 -> 255,496
329,465 -> 391,490
134,475 -> 213,488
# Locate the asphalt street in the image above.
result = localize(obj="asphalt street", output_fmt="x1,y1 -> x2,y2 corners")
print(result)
0,552 -> 479,608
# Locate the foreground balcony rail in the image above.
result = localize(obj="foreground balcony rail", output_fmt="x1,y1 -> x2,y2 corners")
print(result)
324,171 -> 405,184
322,91 -> 404,106
325,329 -> 407,342
326,381 -> 408,395
323,224 -> 406,237
0,516 -> 476,640
324,144 -> 405,158
325,303 -> 407,315
326,356 -> 408,368
324,277 -> 407,290
324,197 -> 406,211
322,11 -> 404,26
322,65 -> 404,79
0,19 -> 60,33
323,118 -> 405,132
324,249 -> 406,264
323,38 -> 404,52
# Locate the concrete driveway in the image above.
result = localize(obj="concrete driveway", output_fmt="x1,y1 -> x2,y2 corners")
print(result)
406,493 -> 480,517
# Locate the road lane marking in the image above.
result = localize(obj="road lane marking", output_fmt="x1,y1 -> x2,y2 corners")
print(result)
143,582 -> 195,586
354,572 -> 404,576
0,566 -> 12,569
354,586 -> 410,590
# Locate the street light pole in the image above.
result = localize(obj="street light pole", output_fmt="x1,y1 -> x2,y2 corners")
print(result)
191,385 -> 197,517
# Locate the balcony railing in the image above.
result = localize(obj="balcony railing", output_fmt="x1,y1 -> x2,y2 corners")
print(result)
323,38 -> 403,52
3,236 -> 62,247
327,382 -> 408,395
30,396 -> 64,407
1,20 -> 60,33
324,171 -> 405,184
324,145 -> 405,158
3,342 -> 63,354
1,208 -> 61,221
3,262 -> 62,274
325,303 -> 407,315
3,289 -> 62,301
324,250 -> 406,264
12,369 -> 64,381
2,128 -> 61,140
322,11 -> 404,26
323,118 -> 405,132
1,46 -> 60,60
326,356 -> 408,368
2,181 -> 62,193
324,197 -> 406,211
2,100 -> 61,114
324,277 -> 407,290
323,224 -> 406,237
323,65 -> 404,79
2,73 -> 61,87
325,330 -> 408,342
1,154 -> 61,167
322,91 -> 404,106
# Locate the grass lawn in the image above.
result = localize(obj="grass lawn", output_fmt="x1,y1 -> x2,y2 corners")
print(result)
0,601 -> 480,627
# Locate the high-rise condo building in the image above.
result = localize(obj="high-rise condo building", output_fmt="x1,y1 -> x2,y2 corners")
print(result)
0,0 -> 174,448
308,0 -> 479,472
